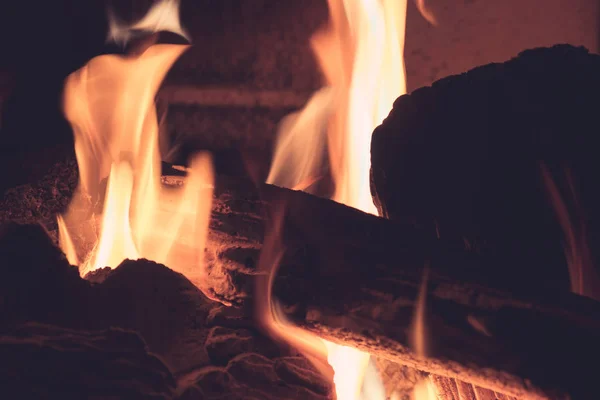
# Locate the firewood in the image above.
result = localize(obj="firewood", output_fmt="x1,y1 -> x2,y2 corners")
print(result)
202,177 -> 600,399
429,375 -> 518,400
0,222 -> 333,400
370,44 -> 600,297
3,156 -> 600,399
0,322 -> 177,399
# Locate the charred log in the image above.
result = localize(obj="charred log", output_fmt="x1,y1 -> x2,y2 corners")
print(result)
3,159 -> 600,399
370,44 -> 600,297
243,181 -> 600,400
196,172 -> 600,399
3,147 -> 600,398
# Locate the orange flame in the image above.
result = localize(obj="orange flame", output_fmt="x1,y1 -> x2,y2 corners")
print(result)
269,0 -> 406,215
411,379 -> 438,400
323,341 -> 373,400
414,0 -> 437,26
255,203 -> 390,399
408,266 -> 438,400
254,204 -> 333,380
411,266 -> 430,357
266,0 -> 409,398
58,1 -> 214,282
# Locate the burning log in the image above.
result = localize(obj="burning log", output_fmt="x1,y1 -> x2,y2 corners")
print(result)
162,171 -> 589,398
370,44 -> 600,298
7,41 -> 600,398
3,156 -> 599,398
265,187 -> 600,400
0,222 -> 333,399
199,174 -> 599,399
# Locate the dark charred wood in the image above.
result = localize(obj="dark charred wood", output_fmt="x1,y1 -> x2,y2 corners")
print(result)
4,151 -> 600,398
200,175 -> 600,399
370,44 -> 600,297
0,322 -> 177,399
0,222 -> 333,400
250,182 -> 599,399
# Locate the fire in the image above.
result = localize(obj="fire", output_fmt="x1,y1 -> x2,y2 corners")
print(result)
410,267 -> 438,400
269,0 -> 406,214
267,0 -> 414,398
323,341 -> 373,400
415,0 -> 437,26
411,379 -> 437,400
58,0 -> 214,284
57,0 -> 436,397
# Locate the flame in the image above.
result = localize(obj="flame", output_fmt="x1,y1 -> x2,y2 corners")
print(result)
255,203 -> 388,399
267,87 -> 334,191
414,0 -> 437,26
107,0 -> 190,47
90,161 -> 140,270
57,0 -> 437,397
323,341 -> 372,400
265,0 -> 410,398
411,379 -> 438,400
57,214 -> 78,266
540,163 -> 600,300
255,205 -> 333,380
268,0 -> 406,215
408,267 -> 438,400
58,1 -> 214,283
411,266 -> 430,357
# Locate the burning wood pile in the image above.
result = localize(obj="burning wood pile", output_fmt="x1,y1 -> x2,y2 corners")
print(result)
1,1 -> 600,399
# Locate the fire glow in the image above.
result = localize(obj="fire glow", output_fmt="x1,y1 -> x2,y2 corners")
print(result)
269,0 -> 406,214
57,0 -> 435,398
267,0 -> 436,398
58,0 -> 214,286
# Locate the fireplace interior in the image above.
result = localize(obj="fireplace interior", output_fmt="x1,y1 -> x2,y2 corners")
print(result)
1,1 -> 600,399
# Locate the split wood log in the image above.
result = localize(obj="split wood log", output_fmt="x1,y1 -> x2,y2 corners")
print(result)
202,176 -> 600,400
429,375 -> 518,400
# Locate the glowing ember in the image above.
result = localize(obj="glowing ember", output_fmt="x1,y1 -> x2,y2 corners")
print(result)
323,341 -> 372,400
411,379 -> 437,400
58,0 -> 213,283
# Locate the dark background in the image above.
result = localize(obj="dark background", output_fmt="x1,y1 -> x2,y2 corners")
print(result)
0,0 -> 597,156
